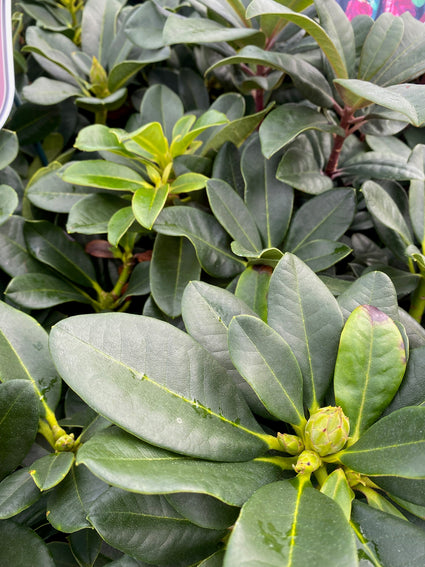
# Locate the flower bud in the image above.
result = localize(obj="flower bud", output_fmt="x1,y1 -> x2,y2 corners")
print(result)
305,406 -> 350,457
54,432 -> 75,452
293,450 -> 322,474
277,433 -> 304,455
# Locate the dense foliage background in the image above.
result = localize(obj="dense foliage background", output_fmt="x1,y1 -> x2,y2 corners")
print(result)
2,0 -> 425,565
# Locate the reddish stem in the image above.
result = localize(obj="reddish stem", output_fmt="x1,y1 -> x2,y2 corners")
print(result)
325,106 -> 354,177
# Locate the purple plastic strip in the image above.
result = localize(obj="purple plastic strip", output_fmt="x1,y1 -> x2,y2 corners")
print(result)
0,0 -> 14,129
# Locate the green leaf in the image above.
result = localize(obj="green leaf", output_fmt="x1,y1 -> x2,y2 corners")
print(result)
0,300 -> 61,410
0,381 -> 39,481
0,468 -> 41,519
362,180 -> 413,247
23,77 -> 81,105
294,239 -> 351,273
81,0 -> 126,66
276,144 -> 334,195
8,101 -> 61,146
224,479 -> 358,567
124,1 -> 168,50
259,103 -> 343,159
150,235 -> 201,318
235,266 -> 271,321
122,262 -> 150,300
77,427 -> 284,506
314,0 -> 355,78
163,13 -> 265,47
0,520 -> 55,567
170,173 -> 208,195
67,194 -> 129,234
337,271 -> 399,322
68,529 -> 102,567
0,130 -> 19,170
340,151 -> 425,181
241,135 -> 294,249
373,476 -> 425,507
358,14 -> 404,82
107,206 -> 135,247
212,143 -> 243,198
351,500 -> 425,567
49,313 -> 270,461
87,489 -> 225,566
74,125 -> 130,154
24,221 -> 97,287
409,144 -> 425,246
0,185 -> 18,226
206,45 -> 334,109
62,160 -> 149,192
334,80 -> 425,125
47,465 -> 109,533
30,452 -> 75,491
284,188 -> 356,252
166,493 -> 239,530
108,60 -> 151,92
124,122 -> 168,163
334,305 -> 406,443
132,184 -> 168,229
384,346 -> 425,414
26,162 -> 99,213
207,179 -> 262,252
340,406 -> 425,478
246,0 -> 349,78
5,273 -> 91,309
198,550 -> 225,567
228,315 -> 305,425
320,468 -> 354,521
267,253 -> 343,411
154,206 -> 245,278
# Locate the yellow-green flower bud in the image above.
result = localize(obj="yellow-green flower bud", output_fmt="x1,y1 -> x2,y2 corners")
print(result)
54,432 -> 75,452
277,433 -> 304,455
293,450 -> 322,474
305,406 -> 350,457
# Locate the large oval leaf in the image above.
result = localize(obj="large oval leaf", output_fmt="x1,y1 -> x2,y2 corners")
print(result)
334,305 -> 406,442
267,253 -> 343,411
77,427 -> 284,506
228,315 -> 305,425
87,488 -> 226,566
223,479 -> 358,567
0,300 -> 61,409
0,381 -> 39,481
0,520 -> 55,567
340,406 -> 425,478
49,313 -> 269,461
0,468 -> 41,519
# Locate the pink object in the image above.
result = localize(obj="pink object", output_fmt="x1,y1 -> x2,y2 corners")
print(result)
383,0 -> 416,15
0,0 -> 14,129
346,0 -> 374,18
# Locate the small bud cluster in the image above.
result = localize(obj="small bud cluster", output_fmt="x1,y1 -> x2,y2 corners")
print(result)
304,406 -> 350,457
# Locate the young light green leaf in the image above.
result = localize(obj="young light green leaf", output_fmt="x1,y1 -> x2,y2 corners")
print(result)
132,184 -> 169,229
207,179 -> 262,252
267,253 -> 343,411
49,313 -> 270,462
62,160 -> 150,192
150,235 -> 201,317
170,173 -> 208,194
224,479 -> 358,567
340,406 -> 425,478
228,315 -> 305,425
30,453 -> 75,491
87,489 -> 225,566
154,206 -> 246,278
320,468 -> 354,521
107,206 -> 135,246
334,305 -> 406,442
77,427 -> 284,506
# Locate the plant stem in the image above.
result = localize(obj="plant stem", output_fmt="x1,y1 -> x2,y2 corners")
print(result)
325,107 -> 353,177
409,274 -> 425,323
95,109 -> 108,125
